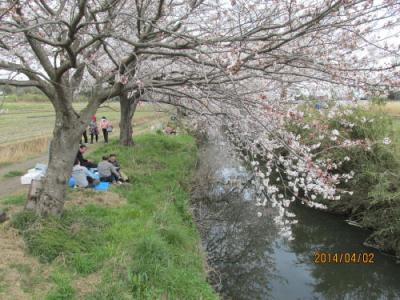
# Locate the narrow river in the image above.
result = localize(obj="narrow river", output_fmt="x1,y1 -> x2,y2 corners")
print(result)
192,129 -> 400,300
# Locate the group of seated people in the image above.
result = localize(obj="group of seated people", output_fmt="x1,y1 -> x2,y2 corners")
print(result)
72,144 -> 126,188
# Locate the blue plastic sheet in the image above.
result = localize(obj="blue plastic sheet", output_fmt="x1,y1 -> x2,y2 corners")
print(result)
68,177 -> 75,187
94,182 -> 109,191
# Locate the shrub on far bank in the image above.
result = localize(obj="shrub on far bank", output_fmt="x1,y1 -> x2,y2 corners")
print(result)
287,104 -> 400,257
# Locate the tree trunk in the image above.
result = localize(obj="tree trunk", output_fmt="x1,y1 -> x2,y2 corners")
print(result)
119,93 -> 139,147
27,112 -> 83,216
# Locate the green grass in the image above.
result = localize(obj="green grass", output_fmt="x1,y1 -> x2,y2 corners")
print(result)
9,263 -> 46,294
3,170 -> 24,178
4,92 -> 49,102
0,269 -> 6,294
45,271 -> 75,300
11,134 -> 217,299
1,194 -> 25,206
0,162 -> 12,168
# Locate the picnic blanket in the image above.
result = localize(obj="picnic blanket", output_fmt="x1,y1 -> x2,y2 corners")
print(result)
68,168 -> 109,191
21,164 -> 109,191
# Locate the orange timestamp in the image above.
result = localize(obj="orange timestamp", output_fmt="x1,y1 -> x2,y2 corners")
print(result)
314,251 -> 375,264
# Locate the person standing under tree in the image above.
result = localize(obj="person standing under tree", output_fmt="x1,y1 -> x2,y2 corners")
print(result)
89,115 -> 99,144
80,128 -> 88,144
100,116 -> 111,144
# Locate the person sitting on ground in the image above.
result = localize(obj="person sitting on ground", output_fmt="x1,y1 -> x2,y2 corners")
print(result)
71,159 -> 99,188
98,155 -> 121,183
108,154 -> 129,182
108,154 -> 120,171
76,144 -> 97,169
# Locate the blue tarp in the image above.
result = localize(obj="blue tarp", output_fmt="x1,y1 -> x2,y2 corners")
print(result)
94,182 -> 109,191
68,168 -> 109,190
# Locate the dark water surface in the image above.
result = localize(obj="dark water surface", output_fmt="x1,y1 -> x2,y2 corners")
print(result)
193,130 -> 400,300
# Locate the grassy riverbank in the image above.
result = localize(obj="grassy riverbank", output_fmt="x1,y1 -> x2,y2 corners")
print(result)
1,134 -> 217,299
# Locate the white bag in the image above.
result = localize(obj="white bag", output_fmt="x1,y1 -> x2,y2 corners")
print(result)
21,170 -> 44,185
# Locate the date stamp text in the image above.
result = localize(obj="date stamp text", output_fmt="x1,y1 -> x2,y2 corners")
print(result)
314,252 -> 375,264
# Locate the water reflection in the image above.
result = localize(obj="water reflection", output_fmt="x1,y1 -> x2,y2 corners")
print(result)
194,191 -> 280,300
286,203 -> 400,300
193,130 -> 400,300
193,129 -> 280,299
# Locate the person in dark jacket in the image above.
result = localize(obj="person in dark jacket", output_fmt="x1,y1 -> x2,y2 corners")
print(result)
89,115 -> 99,144
76,144 -> 97,168
80,128 -> 88,144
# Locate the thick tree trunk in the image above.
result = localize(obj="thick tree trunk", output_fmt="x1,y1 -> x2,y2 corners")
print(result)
119,93 -> 139,147
27,112 -> 83,216
177,107 -> 188,118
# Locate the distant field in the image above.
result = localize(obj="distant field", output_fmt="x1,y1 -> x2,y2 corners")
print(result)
381,101 -> 400,117
0,101 -> 173,163
0,101 -> 171,145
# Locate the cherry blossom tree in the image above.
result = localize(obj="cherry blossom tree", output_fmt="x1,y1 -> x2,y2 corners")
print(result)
115,0 -> 400,140
192,1 -> 400,234
136,0 -> 400,234
0,0 -> 153,215
0,0 -> 399,217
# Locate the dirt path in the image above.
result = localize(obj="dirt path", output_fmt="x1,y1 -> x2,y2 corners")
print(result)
0,154 -> 48,178
0,154 -> 48,199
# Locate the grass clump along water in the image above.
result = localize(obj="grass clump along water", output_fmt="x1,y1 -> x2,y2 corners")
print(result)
10,134 -> 217,299
287,104 -> 400,258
